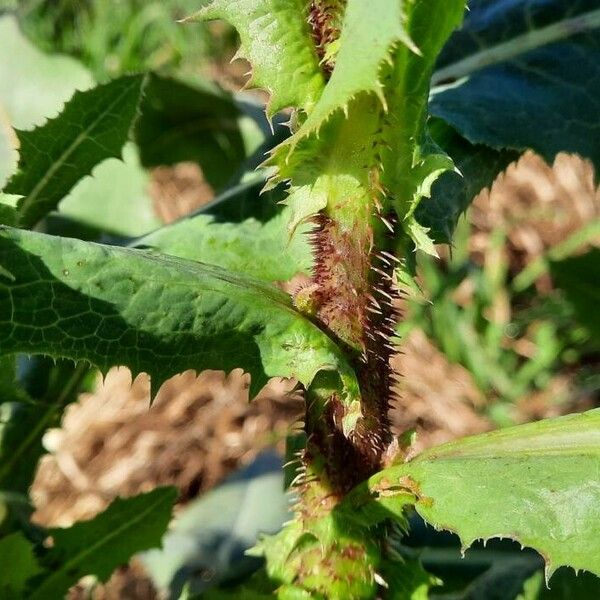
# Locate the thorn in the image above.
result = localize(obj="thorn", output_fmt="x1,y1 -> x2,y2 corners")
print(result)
381,250 -> 401,264
380,216 -> 395,233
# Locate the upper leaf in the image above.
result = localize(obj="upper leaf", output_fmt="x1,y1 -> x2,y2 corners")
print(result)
189,0 -> 325,117
277,0 -> 415,153
0,227 -> 357,399
430,0 -> 600,169
27,487 -> 177,599
4,75 -> 144,228
366,409 -> 600,578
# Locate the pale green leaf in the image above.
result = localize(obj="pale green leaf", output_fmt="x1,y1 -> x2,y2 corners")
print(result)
28,487 -> 177,600
136,207 -> 312,283
141,455 -> 288,597
279,0 -> 414,152
369,409 -> 600,578
58,143 -> 161,237
189,0 -> 325,117
0,106 -> 17,189
0,15 -> 93,130
5,75 -> 145,228
0,226 -> 357,399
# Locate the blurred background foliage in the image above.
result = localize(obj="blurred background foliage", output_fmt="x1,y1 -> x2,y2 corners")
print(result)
0,0 -> 598,598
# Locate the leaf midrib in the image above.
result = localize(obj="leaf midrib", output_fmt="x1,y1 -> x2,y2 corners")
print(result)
431,7 -> 600,86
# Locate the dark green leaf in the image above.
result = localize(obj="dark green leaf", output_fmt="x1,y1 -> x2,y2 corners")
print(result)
28,487 -> 177,600
135,73 -> 247,190
0,532 -> 42,598
0,361 -> 87,493
0,356 -> 27,404
417,121 -> 518,242
550,248 -> 600,339
5,75 -> 144,228
0,227 -> 358,399
521,568 -> 600,599
430,1 -> 600,169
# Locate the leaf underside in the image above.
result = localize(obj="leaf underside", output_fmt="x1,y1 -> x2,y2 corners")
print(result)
431,0 -> 600,169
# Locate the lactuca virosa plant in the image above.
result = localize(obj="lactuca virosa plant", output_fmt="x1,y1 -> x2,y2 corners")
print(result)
0,0 -> 599,597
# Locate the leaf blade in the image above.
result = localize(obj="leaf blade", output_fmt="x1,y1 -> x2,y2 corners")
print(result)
0,227 -> 357,399
29,487 -> 177,600
370,409 -> 600,578
5,75 -> 144,228
190,0 -> 325,117
430,2 -> 600,169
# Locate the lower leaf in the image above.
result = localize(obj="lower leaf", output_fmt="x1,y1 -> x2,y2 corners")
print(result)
363,409 -> 600,579
0,226 -> 358,399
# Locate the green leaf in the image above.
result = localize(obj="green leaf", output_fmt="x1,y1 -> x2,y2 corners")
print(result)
28,486 -> 177,600
0,356 -> 27,404
550,248 -> 600,340
4,75 -> 145,228
0,15 -> 93,130
135,73 -> 248,189
58,143 -> 161,238
278,0 -> 415,152
0,226 -> 358,399
0,532 -> 42,599
380,557 -> 441,600
520,568 -> 600,600
269,0 -> 466,251
0,362 -> 87,493
430,1 -> 600,169
377,0 -> 467,251
369,409 -> 600,578
136,207 -> 312,283
416,121 -> 518,243
189,0 -> 325,117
